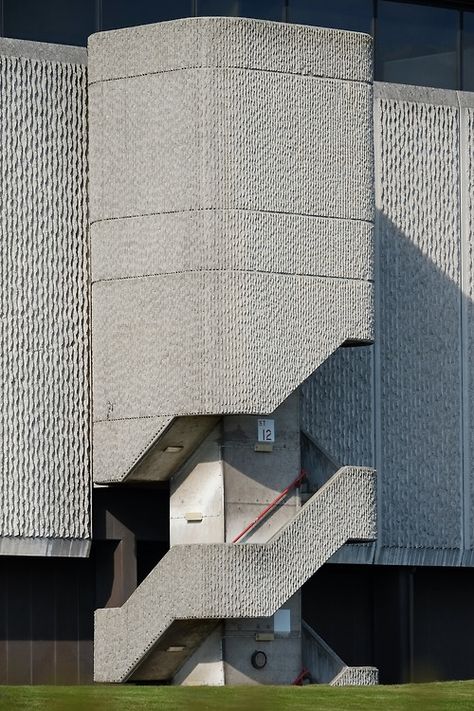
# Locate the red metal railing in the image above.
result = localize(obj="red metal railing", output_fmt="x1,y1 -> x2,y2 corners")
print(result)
292,667 -> 311,685
232,469 -> 307,544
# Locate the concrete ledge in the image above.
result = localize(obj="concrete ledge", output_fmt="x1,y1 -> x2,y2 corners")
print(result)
375,546 -> 462,567
0,37 -> 86,64
0,537 -> 91,558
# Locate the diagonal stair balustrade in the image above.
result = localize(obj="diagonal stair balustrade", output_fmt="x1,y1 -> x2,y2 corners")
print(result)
94,466 -> 376,682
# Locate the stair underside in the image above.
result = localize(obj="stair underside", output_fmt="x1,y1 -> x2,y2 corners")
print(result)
129,619 -> 219,681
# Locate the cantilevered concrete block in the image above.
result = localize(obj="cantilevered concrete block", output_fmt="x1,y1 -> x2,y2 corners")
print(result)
0,39 -> 90,555
89,18 -> 374,483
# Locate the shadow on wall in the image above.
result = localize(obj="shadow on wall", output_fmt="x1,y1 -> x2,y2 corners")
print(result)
375,210 -> 468,562
303,209 -> 469,562
302,206 -> 474,683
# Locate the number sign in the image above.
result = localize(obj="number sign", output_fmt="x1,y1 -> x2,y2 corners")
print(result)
257,419 -> 275,443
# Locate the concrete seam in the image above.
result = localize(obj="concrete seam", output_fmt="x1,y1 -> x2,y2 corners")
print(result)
88,65 -> 372,88
92,269 -> 375,285
90,208 -> 374,227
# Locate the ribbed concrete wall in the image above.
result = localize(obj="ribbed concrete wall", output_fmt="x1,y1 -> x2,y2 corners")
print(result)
0,40 -> 90,555
94,467 -> 376,682
303,84 -> 474,567
88,17 -> 374,484
465,96 -> 474,565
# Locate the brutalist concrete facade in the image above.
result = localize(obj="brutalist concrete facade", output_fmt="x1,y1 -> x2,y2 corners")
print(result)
4,10 -> 474,687
88,17 -> 376,685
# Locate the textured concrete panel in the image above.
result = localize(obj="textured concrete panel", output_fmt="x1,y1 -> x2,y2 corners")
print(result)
89,18 -> 374,484
91,211 -> 374,283
94,467 -> 376,682
93,274 -> 373,421
375,84 -> 462,556
89,69 -> 372,222
88,17 -> 373,85
297,83 -> 474,566
463,94 -> 474,558
0,41 -> 90,544
300,346 -> 374,469
331,666 -> 378,686
0,37 -> 86,64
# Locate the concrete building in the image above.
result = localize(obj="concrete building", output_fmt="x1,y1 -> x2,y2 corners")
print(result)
1,0 -> 474,686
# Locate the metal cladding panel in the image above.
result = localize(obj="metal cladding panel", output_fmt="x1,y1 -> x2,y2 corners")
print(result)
88,17 -> 375,484
0,40 -> 90,547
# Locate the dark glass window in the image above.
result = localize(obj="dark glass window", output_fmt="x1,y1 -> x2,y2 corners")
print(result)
240,0 -> 284,22
463,12 -> 474,91
376,1 -> 459,89
102,0 -> 193,31
3,0 -> 96,46
287,0 -> 372,34
197,0 -> 239,16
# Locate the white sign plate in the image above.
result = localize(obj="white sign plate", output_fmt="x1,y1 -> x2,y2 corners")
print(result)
257,419 -> 275,443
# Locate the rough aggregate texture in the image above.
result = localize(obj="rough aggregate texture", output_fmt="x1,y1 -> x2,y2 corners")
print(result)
300,84 -> 474,565
377,89 -> 462,553
331,666 -> 379,686
301,346 -> 374,468
0,44 -> 90,542
89,70 -> 373,223
466,102 -> 474,557
89,18 -> 374,483
93,416 -> 173,484
94,467 -> 376,682
93,273 -> 373,421
88,16 -> 373,85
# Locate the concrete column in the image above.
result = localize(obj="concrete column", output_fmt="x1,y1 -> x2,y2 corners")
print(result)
169,392 -> 303,684
222,391 -> 303,684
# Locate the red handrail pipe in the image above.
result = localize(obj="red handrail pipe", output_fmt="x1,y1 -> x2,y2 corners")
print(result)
232,469 -> 307,544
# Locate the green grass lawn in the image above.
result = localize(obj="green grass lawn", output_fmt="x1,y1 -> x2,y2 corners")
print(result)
0,682 -> 474,711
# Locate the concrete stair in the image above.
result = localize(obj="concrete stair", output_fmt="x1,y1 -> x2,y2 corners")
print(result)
94,466 -> 376,683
